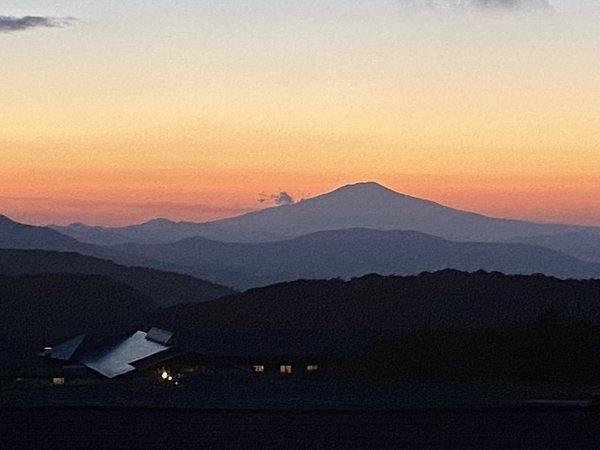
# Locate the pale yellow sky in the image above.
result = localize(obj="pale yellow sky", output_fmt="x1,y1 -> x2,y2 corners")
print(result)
1,1 -> 600,225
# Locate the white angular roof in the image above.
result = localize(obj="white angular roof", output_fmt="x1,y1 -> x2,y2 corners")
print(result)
146,327 -> 174,345
80,329 -> 173,378
49,334 -> 86,361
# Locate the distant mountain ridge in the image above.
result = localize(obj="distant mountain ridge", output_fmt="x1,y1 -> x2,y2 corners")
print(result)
51,182 -> 600,245
0,216 -> 236,304
0,214 -> 83,248
4,184 -> 600,289
0,213 -> 158,263
115,228 -> 600,289
503,231 -> 600,264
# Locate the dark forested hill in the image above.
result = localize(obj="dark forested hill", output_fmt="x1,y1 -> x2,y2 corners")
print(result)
154,270 -> 600,356
0,273 -> 154,364
0,249 -> 235,307
159,270 -> 600,334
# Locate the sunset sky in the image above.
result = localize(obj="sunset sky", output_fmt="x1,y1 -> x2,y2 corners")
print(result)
2,1 -> 600,226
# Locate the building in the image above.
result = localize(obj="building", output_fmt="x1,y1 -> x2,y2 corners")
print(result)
34,327 -> 178,384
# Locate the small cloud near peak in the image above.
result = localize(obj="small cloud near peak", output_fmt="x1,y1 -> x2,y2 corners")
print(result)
258,191 -> 296,207
0,15 -> 77,33
399,0 -> 552,13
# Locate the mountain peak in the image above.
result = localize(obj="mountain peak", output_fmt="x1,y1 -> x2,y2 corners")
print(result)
336,181 -> 395,193
320,181 -> 418,203
143,218 -> 176,226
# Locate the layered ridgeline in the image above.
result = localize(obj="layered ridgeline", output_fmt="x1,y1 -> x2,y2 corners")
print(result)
157,270 -> 600,355
51,182 -> 600,245
0,214 -> 83,249
0,213 -> 172,267
0,249 -> 235,306
5,182 -> 600,289
115,228 -> 600,290
0,215 -> 198,271
0,216 -> 236,303
503,232 -> 600,264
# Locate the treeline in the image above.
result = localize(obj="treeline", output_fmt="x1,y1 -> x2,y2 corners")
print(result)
160,270 -> 600,332
336,312 -> 600,384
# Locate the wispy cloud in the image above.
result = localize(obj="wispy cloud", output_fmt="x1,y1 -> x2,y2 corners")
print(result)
258,192 -> 295,206
400,0 -> 552,13
0,15 -> 76,33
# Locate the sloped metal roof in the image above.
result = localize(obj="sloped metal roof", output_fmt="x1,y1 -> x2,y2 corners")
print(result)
80,330 -> 172,378
49,334 -> 86,361
146,327 -> 174,345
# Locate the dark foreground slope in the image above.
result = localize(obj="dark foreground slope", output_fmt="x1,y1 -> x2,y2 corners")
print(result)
157,270 -> 600,355
117,228 -> 600,289
340,316 -> 600,384
0,273 -> 154,364
0,249 -> 235,307
4,407 -> 600,449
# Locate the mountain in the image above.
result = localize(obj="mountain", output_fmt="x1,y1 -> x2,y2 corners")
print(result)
51,182 -> 600,245
0,214 -> 237,297
503,232 -> 600,264
157,270 -> 600,355
0,214 -> 84,249
0,213 -> 138,259
51,218 -> 208,245
0,273 -> 154,365
115,228 -> 600,290
0,249 -> 235,307
48,222 -> 142,246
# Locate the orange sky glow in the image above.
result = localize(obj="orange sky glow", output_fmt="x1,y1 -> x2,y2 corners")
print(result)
1,1 -> 599,226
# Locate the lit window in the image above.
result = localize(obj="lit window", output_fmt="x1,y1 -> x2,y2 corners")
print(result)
279,365 -> 292,374
252,365 -> 265,373
306,364 -> 319,372
52,377 -> 65,385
